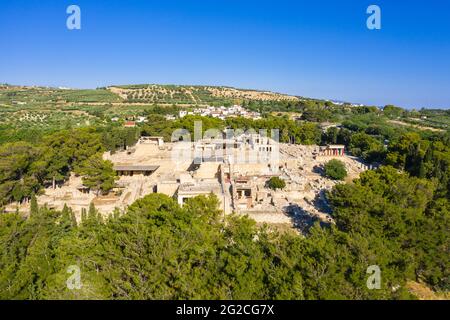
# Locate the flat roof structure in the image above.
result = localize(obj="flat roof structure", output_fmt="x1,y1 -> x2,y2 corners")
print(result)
114,165 -> 160,176
114,165 -> 160,171
319,144 -> 346,156
176,182 -> 223,206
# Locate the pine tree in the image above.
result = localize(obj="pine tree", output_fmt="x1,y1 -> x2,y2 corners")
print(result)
61,204 -> 73,229
88,202 -> 97,220
71,212 -> 78,227
81,208 -> 87,223
418,161 -> 426,178
30,193 -> 38,216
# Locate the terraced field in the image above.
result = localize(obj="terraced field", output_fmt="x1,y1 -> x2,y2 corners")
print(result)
108,84 -> 300,105
0,84 -> 303,137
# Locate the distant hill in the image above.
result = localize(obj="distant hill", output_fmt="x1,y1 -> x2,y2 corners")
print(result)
107,84 -> 300,105
0,83 -> 303,107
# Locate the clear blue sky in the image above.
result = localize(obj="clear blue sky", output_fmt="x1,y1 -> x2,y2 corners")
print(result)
1,0 -> 449,109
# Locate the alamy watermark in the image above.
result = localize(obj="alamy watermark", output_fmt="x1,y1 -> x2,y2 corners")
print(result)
66,5 -> 81,30
66,265 -> 82,290
367,5 -> 381,30
366,265 -> 381,289
170,121 -> 280,167
65,5 -> 380,31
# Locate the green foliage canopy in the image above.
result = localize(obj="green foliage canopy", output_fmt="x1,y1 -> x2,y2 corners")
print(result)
324,159 -> 347,180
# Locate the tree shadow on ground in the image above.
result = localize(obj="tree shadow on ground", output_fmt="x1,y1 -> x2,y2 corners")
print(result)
284,203 -> 321,235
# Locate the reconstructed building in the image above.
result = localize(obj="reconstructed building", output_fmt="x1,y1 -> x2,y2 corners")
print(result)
114,165 -> 159,176
26,132 -> 367,229
139,136 -> 164,146
319,145 -> 345,156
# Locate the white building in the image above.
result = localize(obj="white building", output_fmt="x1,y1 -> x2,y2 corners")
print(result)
179,110 -> 188,118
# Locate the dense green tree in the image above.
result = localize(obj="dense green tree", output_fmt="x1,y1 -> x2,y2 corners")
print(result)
0,142 -> 42,205
301,108 -> 333,122
324,159 -> 347,180
349,132 -> 385,162
76,155 -> 118,195
383,105 -> 405,118
322,127 -> 339,145
101,127 -> 140,152
327,166 -> 448,291
30,193 -> 38,216
266,177 -> 286,190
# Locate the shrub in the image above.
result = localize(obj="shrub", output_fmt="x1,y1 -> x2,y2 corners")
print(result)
266,176 -> 286,190
324,159 -> 347,180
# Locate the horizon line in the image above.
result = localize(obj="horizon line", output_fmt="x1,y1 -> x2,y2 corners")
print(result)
1,81 -> 449,110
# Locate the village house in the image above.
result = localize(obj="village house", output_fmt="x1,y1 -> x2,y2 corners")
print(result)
123,121 -> 136,128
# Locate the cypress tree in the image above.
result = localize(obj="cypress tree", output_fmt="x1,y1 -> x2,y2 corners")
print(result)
81,208 -> 87,223
61,204 -> 73,229
30,193 -> 38,216
88,202 -> 97,221
71,212 -> 78,227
